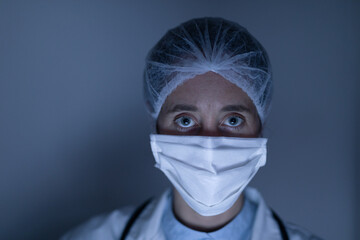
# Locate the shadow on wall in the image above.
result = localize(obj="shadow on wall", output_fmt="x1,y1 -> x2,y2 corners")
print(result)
353,2 -> 360,237
19,110 -> 167,240
356,98 -> 360,238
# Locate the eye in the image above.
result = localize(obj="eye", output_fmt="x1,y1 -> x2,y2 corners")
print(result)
175,116 -> 196,128
223,115 -> 243,127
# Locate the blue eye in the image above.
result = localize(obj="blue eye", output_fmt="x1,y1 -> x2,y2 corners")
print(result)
175,116 -> 196,128
224,116 -> 243,127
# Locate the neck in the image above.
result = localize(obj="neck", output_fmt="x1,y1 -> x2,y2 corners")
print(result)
172,188 -> 244,232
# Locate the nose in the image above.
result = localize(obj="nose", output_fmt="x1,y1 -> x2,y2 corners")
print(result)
198,128 -> 222,137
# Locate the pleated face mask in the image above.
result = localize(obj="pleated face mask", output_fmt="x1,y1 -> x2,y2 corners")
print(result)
150,134 -> 267,216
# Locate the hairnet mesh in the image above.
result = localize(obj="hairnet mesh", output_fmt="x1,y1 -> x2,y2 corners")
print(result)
143,17 -> 272,124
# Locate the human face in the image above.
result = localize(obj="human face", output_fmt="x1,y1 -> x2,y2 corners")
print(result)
157,71 -> 261,137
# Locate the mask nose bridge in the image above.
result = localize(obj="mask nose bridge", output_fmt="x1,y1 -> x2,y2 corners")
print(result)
202,139 -> 218,174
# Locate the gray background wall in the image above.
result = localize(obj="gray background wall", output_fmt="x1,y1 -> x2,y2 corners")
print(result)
0,1 -> 359,239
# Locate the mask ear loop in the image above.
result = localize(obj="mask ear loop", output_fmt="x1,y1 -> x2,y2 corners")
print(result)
258,117 -> 264,138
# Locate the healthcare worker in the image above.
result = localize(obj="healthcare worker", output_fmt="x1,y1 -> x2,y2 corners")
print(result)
61,17 -> 322,240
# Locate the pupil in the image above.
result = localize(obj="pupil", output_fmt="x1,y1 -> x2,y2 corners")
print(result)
230,117 -> 237,125
182,118 -> 190,125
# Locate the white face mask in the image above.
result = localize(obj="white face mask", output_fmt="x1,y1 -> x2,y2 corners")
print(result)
150,134 -> 267,216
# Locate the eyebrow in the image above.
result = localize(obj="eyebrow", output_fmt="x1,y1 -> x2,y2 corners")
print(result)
166,104 -> 250,114
166,104 -> 198,113
221,105 -> 251,113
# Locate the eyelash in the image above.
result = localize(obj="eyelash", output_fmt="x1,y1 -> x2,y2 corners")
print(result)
221,115 -> 244,128
174,114 -> 199,132
173,113 -> 245,132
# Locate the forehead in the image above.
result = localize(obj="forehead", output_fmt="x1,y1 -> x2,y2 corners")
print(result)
163,71 -> 255,109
